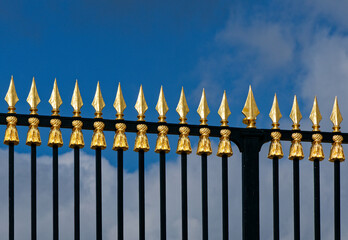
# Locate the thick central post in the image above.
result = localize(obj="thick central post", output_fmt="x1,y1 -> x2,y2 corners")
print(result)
241,134 -> 261,240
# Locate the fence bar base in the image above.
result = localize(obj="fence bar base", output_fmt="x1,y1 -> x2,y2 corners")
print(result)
53,145 -> 59,240
222,155 -> 228,240
293,158 -> 300,240
118,150 -> 124,240
9,143 -> 14,240
139,150 -> 145,240
74,147 -> 80,240
181,153 -> 188,240
31,145 -> 37,240
334,161 -> 340,240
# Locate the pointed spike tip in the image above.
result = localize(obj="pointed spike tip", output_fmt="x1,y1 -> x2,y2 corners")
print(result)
49,79 -> 63,116
269,93 -> 282,129
289,95 -> 302,130
330,96 -> 343,132
91,82 -> 105,118
26,77 -> 41,114
155,86 -> 169,122
5,76 -> 19,113
309,96 -> 322,131
114,82 -> 127,120
176,87 -> 189,124
71,80 -> 83,117
242,86 -> 259,128
197,88 -> 210,125
134,85 -> 148,121
218,90 -> 231,126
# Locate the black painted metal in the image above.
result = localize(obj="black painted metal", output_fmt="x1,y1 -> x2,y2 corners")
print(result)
160,152 -> 167,240
9,142 -> 14,240
293,158 -> 300,240
31,145 -> 37,240
96,148 -> 102,240
181,153 -> 188,240
314,160 -> 321,240
139,150 -> 145,240
273,157 -> 279,240
221,155 -> 228,240
53,145 -> 59,240
334,161 -> 340,240
118,150 -> 124,240
74,147 -> 80,240
201,153 -> 208,240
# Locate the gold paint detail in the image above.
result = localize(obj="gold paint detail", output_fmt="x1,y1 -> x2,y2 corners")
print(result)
176,87 -> 189,124
289,96 -> 302,130
309,133 -> 324,161
197,89 -> 210,125
329,135 -> 345,162
113,123 -> 129,151
4,116 -> 19,145
309,96 -> 322,131
155,125 -> 170,153
176,126 -> 192,154
90,121 -> 106,149
330,97 -> 343,132
26,117 -> 41,146
135,85 -> 148,121
49,79 -> 63,116
27,77 -> 40,115
5,76 -> 19,113
114,83 -> 126,120
48,119 -> 63,147
242,85 -> 260,128
289,132 -> 304,160
134,124 -> 150,152
268,131 -> 284,159
71,80 -> 83,117
218,91 -> 231,127
156,86 -> 169,123
69,120 -> 84,148
92,82 -> 105,119
269,94 -> 282,129
217,129 -> 233,157
197,128 -> 212,155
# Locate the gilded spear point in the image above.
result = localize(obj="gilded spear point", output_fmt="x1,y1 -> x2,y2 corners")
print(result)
330,96 -> 343,132
197,88 -> 210,125
218,90 -> 231,126
49,78 -> 63,116
269,93 -> 282,129
134,85 -> 148,121
156,86 -> 169,122
309,96 -> 322,131
71,80 -> 83,117
5,76 -> 19,113
289,95 -> 302,130
27,77 -> 40,115
176,87 -> 189,124
242,85 -> 259,128
92,81 -> 105,118
114,82 -> 126,120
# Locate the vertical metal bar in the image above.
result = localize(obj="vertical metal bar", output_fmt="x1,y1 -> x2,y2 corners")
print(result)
222,155 -> 228,240
314,159 -> 320,240
96,147 -> 102,240
334,161 -> 340,240
31,145 -> 37,240
117,150 -> 124,240
293,158 -> 300,240
160,152 -> 166,240
74,147 -> 80,240
9,142 -> 14,240
53,145 -> 59,240
273,157 -> 279,240
201,153 -> 208,240
181,153 -> 188,240
139,150 -> 145,240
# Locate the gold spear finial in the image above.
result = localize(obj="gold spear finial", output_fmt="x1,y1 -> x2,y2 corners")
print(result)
92,81 -> 105,118
71,80 -> 83,117
309,96 -> 322,131
218,90 -> 231,127
114,82 -> 126,120
134,85 -> 148,121
156,86 -> 169,122
49,78 -> 63,116
269,93 -> 282,129
330,96 -> 343,132
27,77 -> 40,115
242,85 -> 259,128
5,76 -> 19,113
176,87 -> 189,124
289,95 -> 302,130
197,88 -> 210,125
